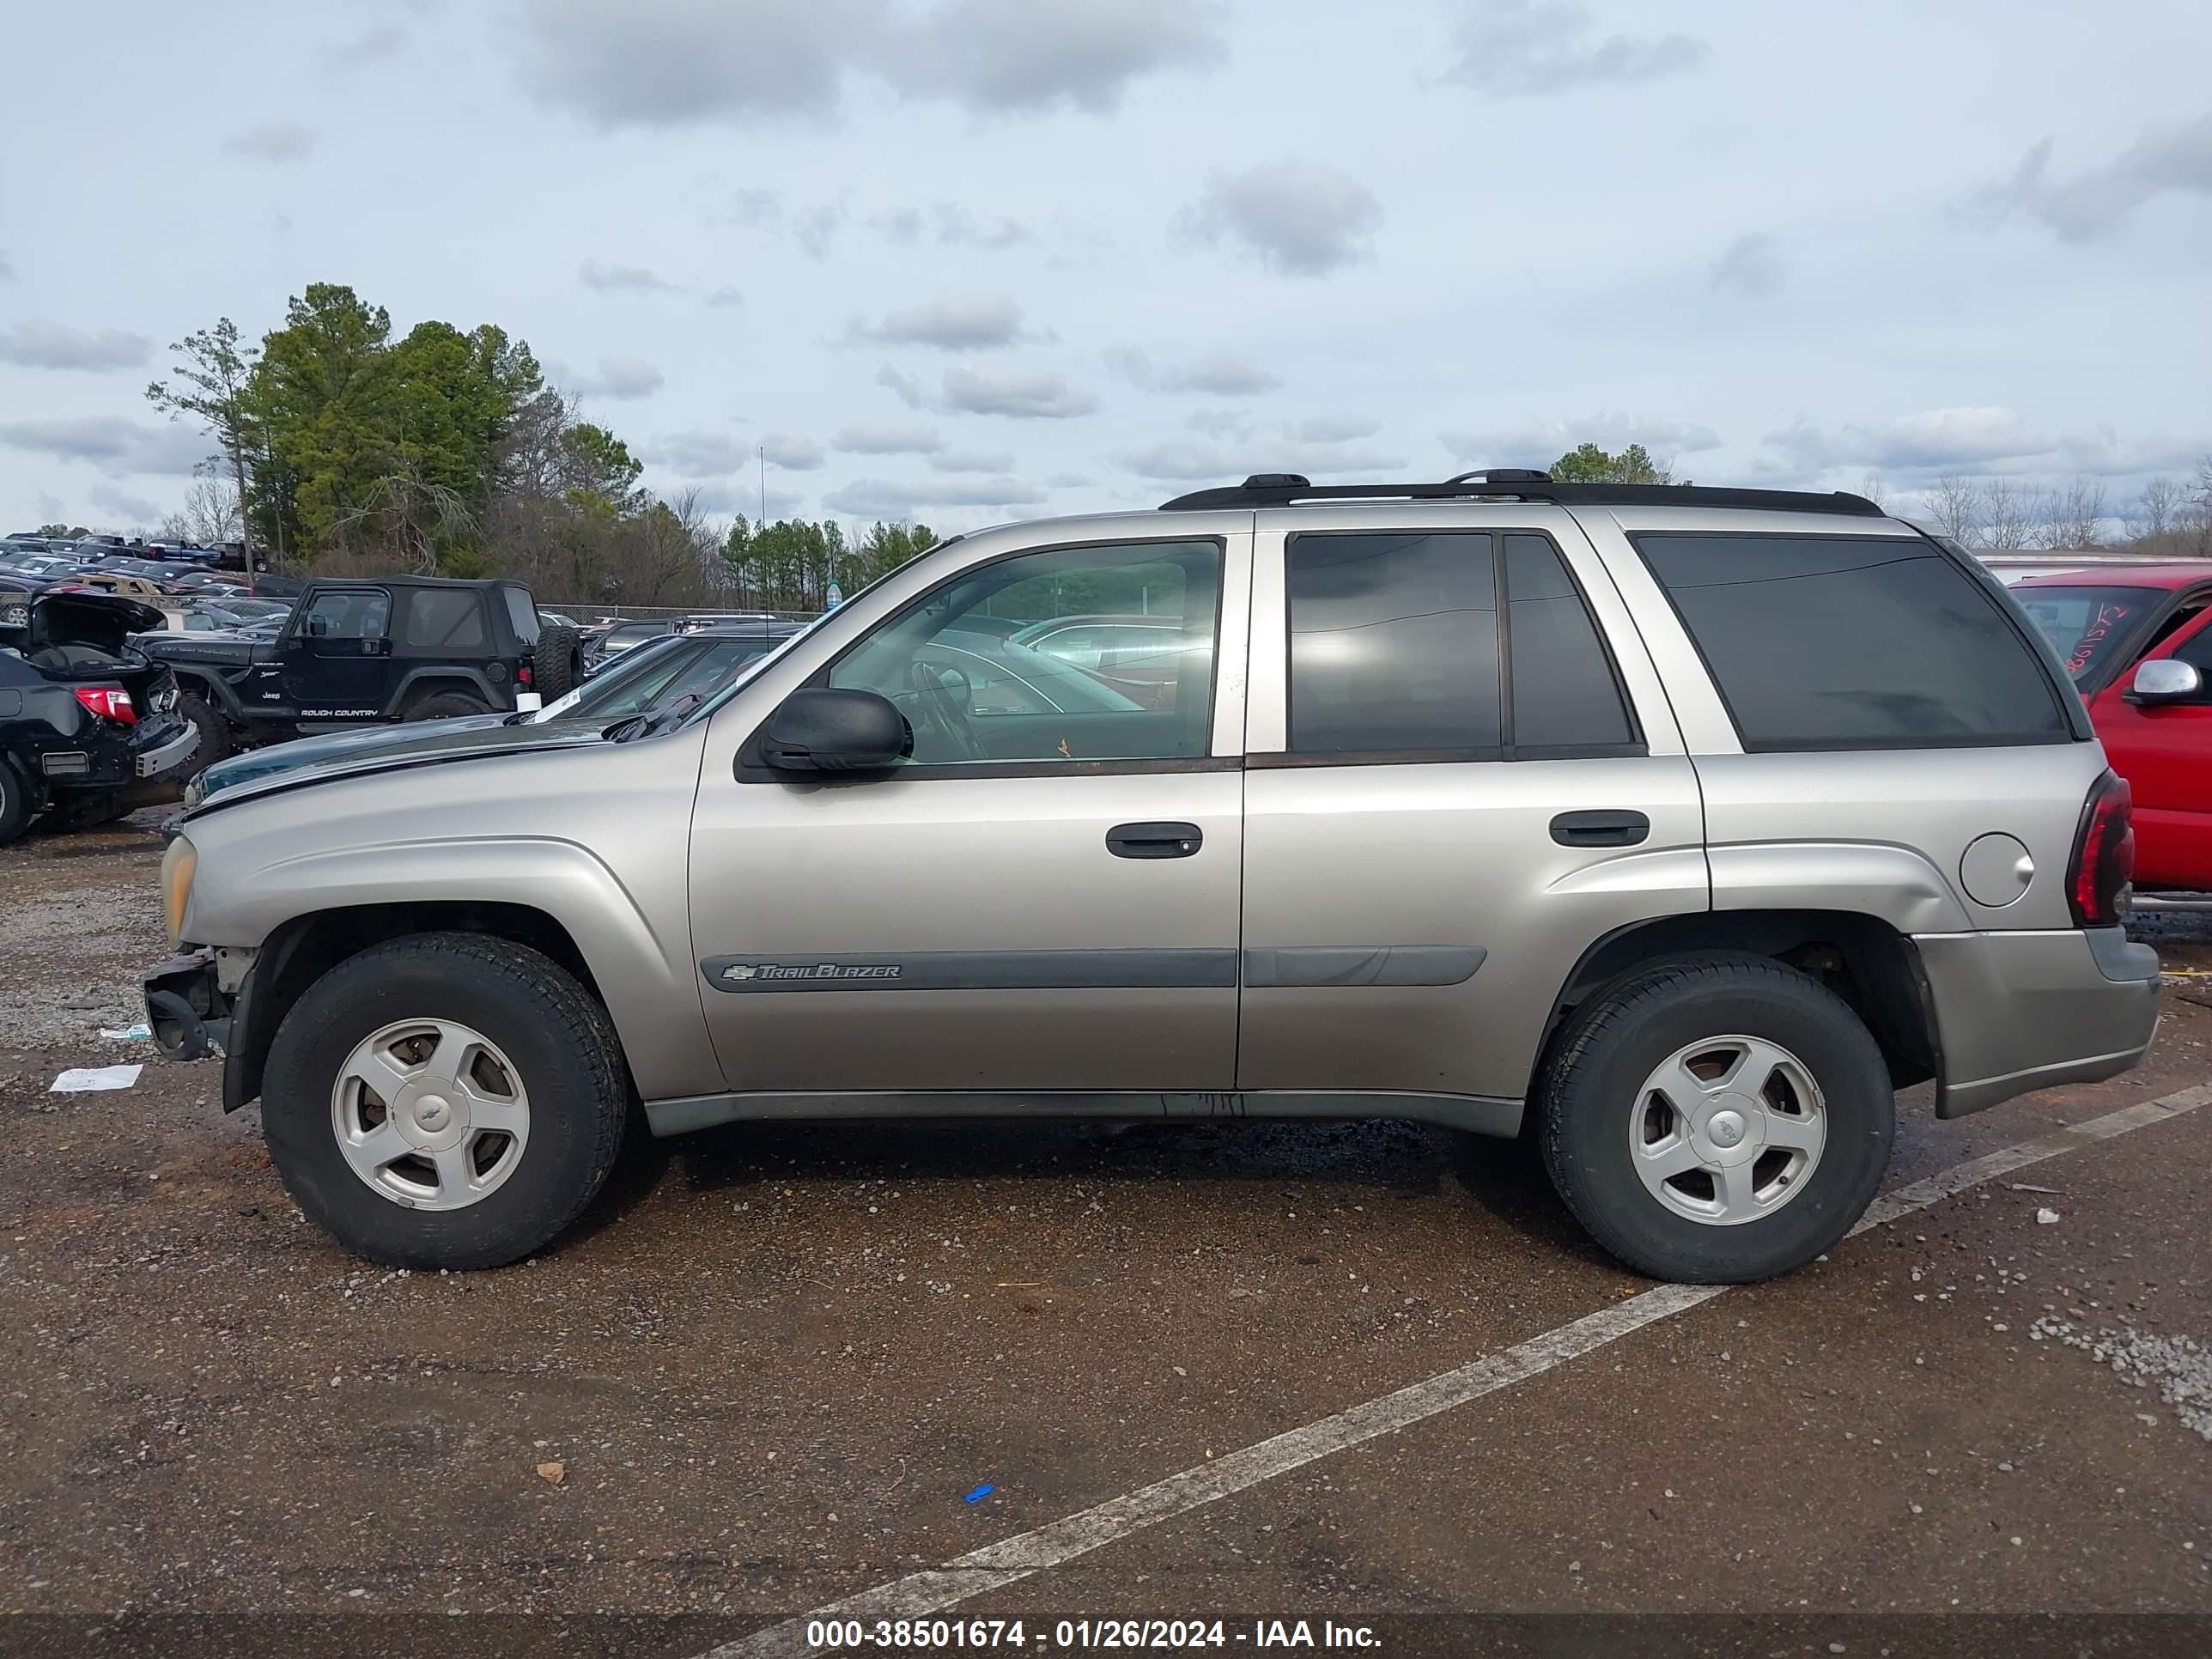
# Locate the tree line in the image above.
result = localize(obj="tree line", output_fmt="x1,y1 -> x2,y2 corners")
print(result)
143,283 -> 937,611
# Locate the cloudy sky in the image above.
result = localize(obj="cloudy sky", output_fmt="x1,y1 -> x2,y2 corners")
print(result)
3,0 -> 2209,538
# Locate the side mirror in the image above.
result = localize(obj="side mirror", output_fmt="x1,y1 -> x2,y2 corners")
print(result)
2129,659 -> 2203,704
760,687 -> 911,774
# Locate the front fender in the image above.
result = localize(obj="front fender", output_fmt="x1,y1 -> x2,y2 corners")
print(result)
194,834 -> 714,1100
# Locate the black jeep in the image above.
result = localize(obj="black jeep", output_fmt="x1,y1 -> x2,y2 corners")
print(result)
135,575 -> 582,765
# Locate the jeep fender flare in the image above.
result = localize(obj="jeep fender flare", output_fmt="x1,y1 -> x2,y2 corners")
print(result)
389,666 -> 502,714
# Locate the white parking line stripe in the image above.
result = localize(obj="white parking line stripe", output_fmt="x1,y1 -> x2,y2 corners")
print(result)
712,1082 -> 2212,1656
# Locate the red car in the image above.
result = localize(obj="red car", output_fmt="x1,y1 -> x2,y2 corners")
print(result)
2014,562 -> 2212,894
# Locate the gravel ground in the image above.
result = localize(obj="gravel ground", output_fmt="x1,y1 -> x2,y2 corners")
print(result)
0,810 -> 2207,1656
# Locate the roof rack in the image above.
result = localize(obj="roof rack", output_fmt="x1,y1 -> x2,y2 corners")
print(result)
1157,471 -> 1886,518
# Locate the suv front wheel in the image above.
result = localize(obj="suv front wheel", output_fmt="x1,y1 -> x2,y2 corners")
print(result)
260,933 -> 630,1269
1537,953 -> 1893,1284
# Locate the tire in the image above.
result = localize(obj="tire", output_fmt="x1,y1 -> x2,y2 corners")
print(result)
260,933 -> 631,1270
404,690 -> 492,721
0,759 -> 33,846
532,624 -> 582,702
177,691 -> 234,770
1537,952 -> 1894,1285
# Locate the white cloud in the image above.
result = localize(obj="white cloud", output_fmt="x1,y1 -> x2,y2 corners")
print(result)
0,416 -> 210,477
822,473 -> 1047,518
1175,160 -> 1382,276
513,0 -> 1224,127
224,121 -> 316,161
87,483 -> 161,525
580,258 -> 680,294
1710,232 -> 1784,297
836,423 -> 942,455
1758,406 -> 2210,482
1442,0 -> 1707,96
1961,108 -> 2212,243
843,293 -> 1032,350
0,319 -> 155,371
941,366 -> 1098,419
1109,345 -> 1281,396
568,357 -> 665,399
1441,413 -> 1724,467
876,362 -> 930,410
928,447 -> 1015,474
1119,436 -> 1407,482
763,432 -> 825,470
704,286 -> 745,308
650,430 -> 752,477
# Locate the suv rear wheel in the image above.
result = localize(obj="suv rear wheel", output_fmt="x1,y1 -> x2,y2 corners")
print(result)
260,933 -> 630,1269
1537,952 -> 1893,1284
404,690 -> 492,720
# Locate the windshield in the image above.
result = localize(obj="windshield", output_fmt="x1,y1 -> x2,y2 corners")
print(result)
2014,586 -> 2157,684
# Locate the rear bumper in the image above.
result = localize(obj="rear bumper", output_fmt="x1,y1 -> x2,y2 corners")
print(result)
133,718 -> 199,779
1914,927 -> 2160,1118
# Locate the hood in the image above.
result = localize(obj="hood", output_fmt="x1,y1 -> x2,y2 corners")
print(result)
137,629 -> 274,666
196,710 -> 514,804
26,590 -> 167,655
188,717 -> 617,816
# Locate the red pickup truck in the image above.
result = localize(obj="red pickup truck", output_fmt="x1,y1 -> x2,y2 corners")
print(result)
2014,562 -> 2212,896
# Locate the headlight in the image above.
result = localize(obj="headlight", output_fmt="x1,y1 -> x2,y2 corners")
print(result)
161,835 -> 198,950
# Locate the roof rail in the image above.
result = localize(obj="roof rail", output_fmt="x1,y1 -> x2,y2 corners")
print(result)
1157,472 -> 1887,517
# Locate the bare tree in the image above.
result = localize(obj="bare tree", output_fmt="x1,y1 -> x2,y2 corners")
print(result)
2041,477 -> 2106,549
1979,477 -> 2036,549
1855,471 -> 1888,507
2140,477 -> 2181,542
1924,473 -> 1980,543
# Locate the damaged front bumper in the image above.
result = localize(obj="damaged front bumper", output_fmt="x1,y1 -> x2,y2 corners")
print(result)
143,948 -> 236,1063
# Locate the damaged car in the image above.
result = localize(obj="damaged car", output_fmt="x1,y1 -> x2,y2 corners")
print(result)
1,590 -> 199,842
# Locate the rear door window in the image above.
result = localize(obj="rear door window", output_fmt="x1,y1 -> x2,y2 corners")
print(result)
1634,534 -> 2070,750
400,588 -> 487,651
1287,531 -> 1501,754
1283,529 -> 1639,758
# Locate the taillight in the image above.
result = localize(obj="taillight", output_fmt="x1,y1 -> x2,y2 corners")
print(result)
517,663 -> 532,687
74,686 -> 138,725
2069,770 -> 2134,927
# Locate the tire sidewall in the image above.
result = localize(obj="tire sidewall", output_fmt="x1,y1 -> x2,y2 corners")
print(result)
262,945 -> 622,1268
1543,964 -> 1894,1283
0,758 -> 31,843
178,692 -> 233,769
404,692 -> 492,721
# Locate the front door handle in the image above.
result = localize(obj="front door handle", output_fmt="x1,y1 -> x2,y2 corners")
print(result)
1550,810 -> 1650,848
1107,821 -> 1203,860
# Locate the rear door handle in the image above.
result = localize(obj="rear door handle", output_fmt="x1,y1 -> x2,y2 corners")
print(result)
1107,821 -> 1203,859
1550,810 -> 1650,848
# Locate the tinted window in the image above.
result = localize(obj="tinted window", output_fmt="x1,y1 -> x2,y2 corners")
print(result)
502,586 -> 539,645
1504,534 -> 1634,749
1287,532 -> 1499,753
300,588 -> 390,641
2172,618 -> 2212,681
831,540 -> 1219,765
2013,585 -> 2158,683
401,588 -> 487,650
1636,535 -> 2069,750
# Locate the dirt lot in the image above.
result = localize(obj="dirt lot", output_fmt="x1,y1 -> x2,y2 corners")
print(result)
1,811 -> 2208,1656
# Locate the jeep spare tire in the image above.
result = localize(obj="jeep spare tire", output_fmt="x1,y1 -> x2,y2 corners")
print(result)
532,624 -> 582,702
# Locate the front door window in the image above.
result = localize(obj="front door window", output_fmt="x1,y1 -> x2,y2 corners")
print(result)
829,540 -> 1222,765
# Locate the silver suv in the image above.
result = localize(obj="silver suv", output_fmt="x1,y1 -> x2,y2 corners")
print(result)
142,472 -> 2160,1282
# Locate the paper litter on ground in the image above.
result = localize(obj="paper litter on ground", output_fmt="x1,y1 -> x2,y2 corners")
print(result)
50,1064 -> 143,1093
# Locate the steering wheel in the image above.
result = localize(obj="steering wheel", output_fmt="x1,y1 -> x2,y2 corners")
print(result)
905,659 -> 982,762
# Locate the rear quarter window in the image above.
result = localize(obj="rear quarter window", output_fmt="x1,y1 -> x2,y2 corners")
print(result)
1633,534 -> 2070,750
